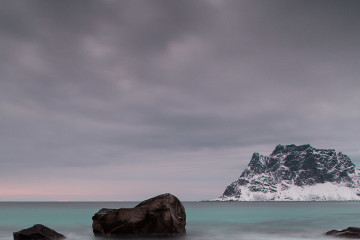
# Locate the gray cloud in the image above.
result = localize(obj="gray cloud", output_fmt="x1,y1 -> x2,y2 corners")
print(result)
1,0 -> 360,200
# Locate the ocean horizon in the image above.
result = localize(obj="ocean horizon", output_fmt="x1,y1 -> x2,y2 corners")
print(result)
2,201 -> 360,240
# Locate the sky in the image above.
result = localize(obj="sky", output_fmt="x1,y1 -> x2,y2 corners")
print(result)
1,0 -> 360,201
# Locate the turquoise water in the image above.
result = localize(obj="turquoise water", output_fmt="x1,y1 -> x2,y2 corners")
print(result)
1,201 -> 360,240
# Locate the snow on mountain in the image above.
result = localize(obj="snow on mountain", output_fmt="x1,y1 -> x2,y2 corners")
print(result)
217,144 -> 360,201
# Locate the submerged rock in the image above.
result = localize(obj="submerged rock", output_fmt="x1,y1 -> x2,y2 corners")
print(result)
326,227 -> 360,238
92,193 -> 186,237
13,224 -> 66,240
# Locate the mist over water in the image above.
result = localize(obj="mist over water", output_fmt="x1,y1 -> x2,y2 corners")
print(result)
1,201 -> 360,240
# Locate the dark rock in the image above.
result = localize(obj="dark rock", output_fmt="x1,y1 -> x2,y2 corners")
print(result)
326,227 -> 360,238
13,224 -> 66,240
223,183 -> 237,197
92,193 -> 186,237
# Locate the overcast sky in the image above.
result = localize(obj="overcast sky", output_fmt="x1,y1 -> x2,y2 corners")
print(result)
1,0 -> 360,201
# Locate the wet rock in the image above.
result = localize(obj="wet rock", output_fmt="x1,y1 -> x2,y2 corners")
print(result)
326,227 -> 360,238
92,193 -> 186,237
13,224 -> 66,240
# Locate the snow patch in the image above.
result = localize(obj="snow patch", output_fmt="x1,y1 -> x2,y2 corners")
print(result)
217,182 -> 360,201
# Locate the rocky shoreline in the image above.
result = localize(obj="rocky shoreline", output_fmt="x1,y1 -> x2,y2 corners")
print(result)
10,193 -> 360,239
13,193 -> 186,240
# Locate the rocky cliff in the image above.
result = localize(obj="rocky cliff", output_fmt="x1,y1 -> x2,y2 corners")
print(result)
218,144 -> 360,201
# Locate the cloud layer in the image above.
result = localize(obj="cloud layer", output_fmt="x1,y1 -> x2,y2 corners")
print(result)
1,0 -> 360,200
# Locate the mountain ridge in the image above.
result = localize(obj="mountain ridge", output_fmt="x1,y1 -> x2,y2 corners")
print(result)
217,144 -> 360,201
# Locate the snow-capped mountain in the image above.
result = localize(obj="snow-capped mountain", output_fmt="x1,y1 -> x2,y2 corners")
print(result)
218,144 -> 360,201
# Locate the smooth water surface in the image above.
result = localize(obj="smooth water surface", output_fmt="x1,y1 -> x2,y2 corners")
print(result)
1,201 -> 360,240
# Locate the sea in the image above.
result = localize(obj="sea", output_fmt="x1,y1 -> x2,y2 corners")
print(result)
1,201 -> 360,240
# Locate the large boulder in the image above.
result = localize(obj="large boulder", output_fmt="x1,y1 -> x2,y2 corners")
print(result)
326,227 -> 360,238
13,224 -> 66,240
92,193 -> 186,237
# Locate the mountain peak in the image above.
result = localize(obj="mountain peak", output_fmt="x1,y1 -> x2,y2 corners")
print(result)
218,144 -> 360,201
270,144 -> 313,156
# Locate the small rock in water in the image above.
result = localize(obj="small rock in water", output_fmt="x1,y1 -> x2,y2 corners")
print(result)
92,193 -> 186,237
326,227 -> 360,238
13,224 -> 66,240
